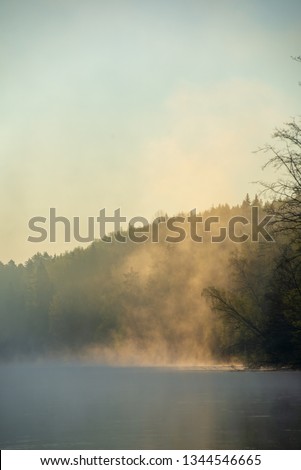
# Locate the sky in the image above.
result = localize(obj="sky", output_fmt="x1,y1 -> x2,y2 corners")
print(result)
1,0 -> 301,263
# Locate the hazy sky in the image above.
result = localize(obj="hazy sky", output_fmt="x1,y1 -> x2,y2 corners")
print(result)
1,0 -> 301,262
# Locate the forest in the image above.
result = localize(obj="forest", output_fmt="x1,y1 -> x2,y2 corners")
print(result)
1,119 -> 301,368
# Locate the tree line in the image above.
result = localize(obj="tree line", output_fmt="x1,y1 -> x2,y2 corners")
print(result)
1,191 -> 298,366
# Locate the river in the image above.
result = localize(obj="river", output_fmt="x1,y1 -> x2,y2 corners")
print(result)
0,363 -> 300,449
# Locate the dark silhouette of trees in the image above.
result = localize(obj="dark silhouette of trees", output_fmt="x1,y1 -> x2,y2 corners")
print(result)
204,59 -> 301,367
258,119 -> 301,240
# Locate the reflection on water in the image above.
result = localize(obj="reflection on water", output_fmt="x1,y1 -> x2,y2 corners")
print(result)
0,364 -> 300,449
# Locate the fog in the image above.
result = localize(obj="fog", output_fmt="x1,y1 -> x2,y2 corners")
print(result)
0,202 -> 278,366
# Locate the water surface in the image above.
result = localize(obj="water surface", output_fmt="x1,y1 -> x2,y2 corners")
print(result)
0,364 -> 300,449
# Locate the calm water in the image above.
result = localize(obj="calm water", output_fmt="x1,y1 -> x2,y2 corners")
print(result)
0,364 -> 300,449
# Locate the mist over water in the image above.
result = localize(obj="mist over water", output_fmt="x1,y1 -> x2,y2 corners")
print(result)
1,363 -> 301,450
0,220 -> 238,365
0,202 -> 292,367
